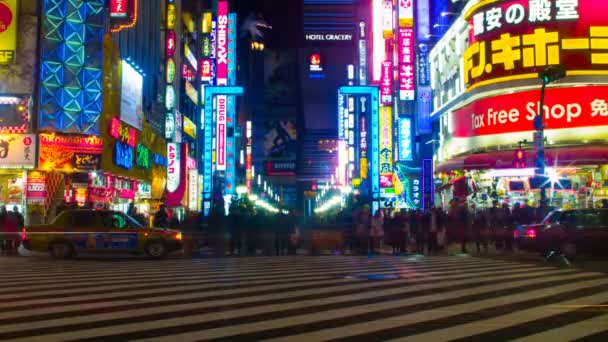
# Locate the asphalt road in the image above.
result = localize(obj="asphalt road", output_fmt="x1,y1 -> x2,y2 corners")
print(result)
1,255 -> 608,341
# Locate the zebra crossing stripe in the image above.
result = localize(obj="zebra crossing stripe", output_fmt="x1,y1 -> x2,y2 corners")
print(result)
0,256 -> 605,342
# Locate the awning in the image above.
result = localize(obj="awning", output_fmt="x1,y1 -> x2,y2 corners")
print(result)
436,146 -> 608,173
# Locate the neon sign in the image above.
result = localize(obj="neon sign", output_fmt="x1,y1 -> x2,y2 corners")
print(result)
216,0 -> 229,86
136,143 -> 150,169
464,0 -> 608,90
109,117 -> 136,147
114,141 -> 133,170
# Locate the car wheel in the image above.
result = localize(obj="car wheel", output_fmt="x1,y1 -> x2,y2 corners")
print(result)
145,240 -> 168,258
49,241 -> 74,259
562,242 -> 577,259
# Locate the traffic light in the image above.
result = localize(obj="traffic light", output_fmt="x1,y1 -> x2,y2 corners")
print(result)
513,148 -> 526,168
539,65 -> 566,84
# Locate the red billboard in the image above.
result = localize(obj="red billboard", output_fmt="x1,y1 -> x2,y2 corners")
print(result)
451,85 -> 608,138
110,0 -> 129,18
216,0 -> 229,86
464,0 -> 608,89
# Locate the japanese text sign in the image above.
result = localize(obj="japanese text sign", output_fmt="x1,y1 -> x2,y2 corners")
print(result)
380,61 -> 393,105
398,27 -> 416,100
464,0 -> 608,89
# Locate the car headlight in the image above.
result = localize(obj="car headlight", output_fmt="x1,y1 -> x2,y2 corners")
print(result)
174,232 -> 183,241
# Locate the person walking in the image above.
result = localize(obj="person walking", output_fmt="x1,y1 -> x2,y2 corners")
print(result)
399,211 -> 410,255
370,210 -> 384,255
502,204 -> 515,252
355,207 -> 370,255
428,208 -> 440,254
473,210 -> 489,255
1,205 -> 20,255
456,203 -> 469,254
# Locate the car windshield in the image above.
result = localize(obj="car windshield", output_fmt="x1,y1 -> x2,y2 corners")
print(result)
542,211 -> 561,224
126,214 -> 144,228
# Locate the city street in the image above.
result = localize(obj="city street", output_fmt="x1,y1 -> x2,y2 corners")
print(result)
0,256 -> 608,341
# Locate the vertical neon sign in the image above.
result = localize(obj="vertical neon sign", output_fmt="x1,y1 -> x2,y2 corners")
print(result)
216,0 -> 228,86
372,0 -> 385,81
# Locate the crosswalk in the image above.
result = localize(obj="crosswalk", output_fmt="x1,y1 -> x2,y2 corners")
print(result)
0,255 -> 607,341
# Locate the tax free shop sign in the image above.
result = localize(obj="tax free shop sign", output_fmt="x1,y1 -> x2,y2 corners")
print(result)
451,86 -> 608,138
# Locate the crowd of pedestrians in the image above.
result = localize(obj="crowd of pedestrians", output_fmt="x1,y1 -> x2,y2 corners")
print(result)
340,199 -> 545,256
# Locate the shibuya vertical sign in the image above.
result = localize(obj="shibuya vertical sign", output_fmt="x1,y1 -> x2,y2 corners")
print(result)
216,0 -> 228,86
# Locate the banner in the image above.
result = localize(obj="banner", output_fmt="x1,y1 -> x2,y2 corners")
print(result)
451,85 -> 608,138
166,143 -> 187,207
0,134 -> 36,168
464,0 -> 608,89
398,27 -> 415,101
0,0 -> 17,64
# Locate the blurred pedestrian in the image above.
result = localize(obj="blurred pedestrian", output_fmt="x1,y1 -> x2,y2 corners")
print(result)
153,205 -> 169,228
11,206 -> 24,228
355,207 -> 370,255
502,204 -> 515,252
1,205 -> 19,255
473,210 -> 489,255
370,210 -> 384,255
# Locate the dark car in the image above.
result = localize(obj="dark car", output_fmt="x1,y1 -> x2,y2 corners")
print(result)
515,209 -> 608,258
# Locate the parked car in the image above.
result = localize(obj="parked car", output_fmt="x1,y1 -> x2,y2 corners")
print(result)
21,209 -> 183,259
515,209 -> 608,258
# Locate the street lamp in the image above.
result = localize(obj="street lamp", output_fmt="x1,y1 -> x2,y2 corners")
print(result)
536,65 -> 566,214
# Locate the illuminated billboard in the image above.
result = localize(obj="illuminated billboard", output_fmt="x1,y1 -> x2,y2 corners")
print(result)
451,85 -> 608,138
464,0 -> 608,90
380,61 -> 393,105
216,0 -> 228,86
0,0 -> 17,64
440,85 -> 608,161
120,61 -> 144,130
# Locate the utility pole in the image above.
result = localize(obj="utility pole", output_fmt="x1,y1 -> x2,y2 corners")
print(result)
536,65 -> 566,215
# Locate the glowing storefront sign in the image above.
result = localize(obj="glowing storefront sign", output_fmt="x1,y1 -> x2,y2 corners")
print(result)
216,0 -> 229,86
379,106 -> 393,188
166,31 -> 176,57
398,27 -> 415,101
216,95 -> 227,170
398,117 -> 412,161
167,143 -> 181,192
451,85 -> 608,138
185,81 -> 198,104
0,0 -> 17,64
38,133 -> 102,171
165,85 -> 175,110
165,112 -> 175,140
464,0 -> 608,90
109,117 -> 136,147
110,0 -> 129,18
166,3 -> 176,30
246,120 -> 252,191
358,21 -> 367,85
136,143 -> 150,169
201,59 -> 212,82
188,169 -> 198,211
380,61 -> 393,105
166,58 -> 176,83
398,0 -> 414,27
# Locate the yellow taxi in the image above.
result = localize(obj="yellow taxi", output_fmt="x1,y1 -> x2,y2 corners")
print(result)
21,209 -> 183,258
